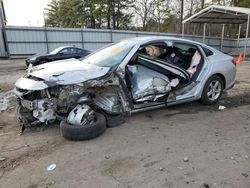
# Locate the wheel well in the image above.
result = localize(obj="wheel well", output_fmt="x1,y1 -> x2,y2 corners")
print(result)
214,73 -> 226,89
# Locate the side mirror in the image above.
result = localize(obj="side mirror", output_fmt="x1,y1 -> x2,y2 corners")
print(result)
59,52 -> 64,56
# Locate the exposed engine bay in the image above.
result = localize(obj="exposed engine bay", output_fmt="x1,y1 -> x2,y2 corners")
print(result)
14,71 -> 130,128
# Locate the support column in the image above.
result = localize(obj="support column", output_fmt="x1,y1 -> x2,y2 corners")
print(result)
182,23 -> 185,38
220,24 -> 225,51
244,14 -> 250,61
110,30 -> 113,43
81,28 -> 84,48
237,24 -> 241,50
203,23 -> 206,43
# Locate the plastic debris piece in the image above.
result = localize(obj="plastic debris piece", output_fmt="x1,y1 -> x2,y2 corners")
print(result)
183,157 -> 189,162
159,167 -> 165,171
46,163 -> 56,171
0,155 -> 6,161
105,155 -> 112,159
218,105 -> 226,111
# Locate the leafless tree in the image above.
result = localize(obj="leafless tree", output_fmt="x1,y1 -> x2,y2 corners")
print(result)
151,0 -> 171,32
134,0 -> 156,30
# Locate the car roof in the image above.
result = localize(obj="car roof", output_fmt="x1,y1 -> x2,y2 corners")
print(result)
121,36 -> 206,47
60,46 -> 84,49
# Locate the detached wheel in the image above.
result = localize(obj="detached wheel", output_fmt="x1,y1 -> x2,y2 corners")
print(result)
200,75 -> 223,105
60,113 -> 106,141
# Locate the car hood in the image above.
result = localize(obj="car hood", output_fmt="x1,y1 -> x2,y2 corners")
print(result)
15,58 -> 110,90
27,54 -> 41,61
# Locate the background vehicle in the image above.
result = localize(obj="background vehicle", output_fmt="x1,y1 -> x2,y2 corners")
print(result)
25,46 -> 91,66
15,37 -> 236,140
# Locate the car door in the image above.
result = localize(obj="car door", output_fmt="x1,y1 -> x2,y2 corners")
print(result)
75,48 -> 88,58
57,48 -> 75,60
79,49 -> 91,58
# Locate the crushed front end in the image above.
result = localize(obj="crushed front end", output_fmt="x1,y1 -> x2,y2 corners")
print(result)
14,68 -> 131,133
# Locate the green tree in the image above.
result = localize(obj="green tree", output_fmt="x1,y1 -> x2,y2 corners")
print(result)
134,0 -> 156,30
233,0 -> 250,7
45,0 -> 60,27
58,0 -> 85,27
45,0 -> 133,29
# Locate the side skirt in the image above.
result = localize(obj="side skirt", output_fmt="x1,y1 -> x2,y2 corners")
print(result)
131,96 -> 195,114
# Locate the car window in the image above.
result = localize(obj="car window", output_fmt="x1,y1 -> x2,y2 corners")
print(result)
77,49 -> 83,53
202,46 -> 214,57
140,43 -> 167,57
50,47 -> 65,54
82,41 -> 135,67
60,48 -> 75,55
77,49 -> 88,53
173,43 -> 198,55
70,48 -> 78,54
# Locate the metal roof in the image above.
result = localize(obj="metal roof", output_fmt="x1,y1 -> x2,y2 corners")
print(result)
183,5 -> 250,24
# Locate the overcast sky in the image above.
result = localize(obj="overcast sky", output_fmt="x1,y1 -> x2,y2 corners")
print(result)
2,0 -> 212,27
3,0 -> 51,26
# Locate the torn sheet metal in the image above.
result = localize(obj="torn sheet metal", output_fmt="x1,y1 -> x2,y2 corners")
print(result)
15,77 -> 48,90
128,65 -> 171,102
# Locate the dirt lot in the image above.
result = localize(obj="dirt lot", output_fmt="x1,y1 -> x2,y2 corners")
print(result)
0,59 -> 250,188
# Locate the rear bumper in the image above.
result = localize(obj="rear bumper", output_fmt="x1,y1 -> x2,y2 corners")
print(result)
224,80 -> 235,91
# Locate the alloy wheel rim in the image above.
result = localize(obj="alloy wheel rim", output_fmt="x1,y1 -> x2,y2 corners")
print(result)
207,80 -> 222,101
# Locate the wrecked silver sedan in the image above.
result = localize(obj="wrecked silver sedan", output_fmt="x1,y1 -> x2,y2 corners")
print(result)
14,37 -> 236,140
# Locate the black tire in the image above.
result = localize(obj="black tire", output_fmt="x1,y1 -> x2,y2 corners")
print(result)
200,75 -> 223,105
105,113 -> 125,128
60,112 -> 106,141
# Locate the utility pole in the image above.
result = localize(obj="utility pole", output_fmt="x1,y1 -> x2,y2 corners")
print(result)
180,0 -> 184,33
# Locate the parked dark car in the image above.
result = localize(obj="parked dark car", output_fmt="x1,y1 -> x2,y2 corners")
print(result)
25,46 -> 91,66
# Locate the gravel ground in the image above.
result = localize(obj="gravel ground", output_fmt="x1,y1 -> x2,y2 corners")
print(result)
0,59 -> 250,188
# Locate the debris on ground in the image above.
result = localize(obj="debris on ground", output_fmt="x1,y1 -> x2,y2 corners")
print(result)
0,90 -> 16,112
105,155 -> 112,159
241,173 -> 248,178
218,105 -> 226,111
46,163 -> 57,172
159,167 -> 165,171
177,166 -> 183,170
0,155 -> 6,161
183,157 -> 189,162
202,183 -> 210,188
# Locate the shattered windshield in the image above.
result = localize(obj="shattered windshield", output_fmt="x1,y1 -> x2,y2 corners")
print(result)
82,41 -> 135,67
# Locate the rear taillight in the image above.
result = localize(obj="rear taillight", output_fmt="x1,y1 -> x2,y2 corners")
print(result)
232,59 -> 237,66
